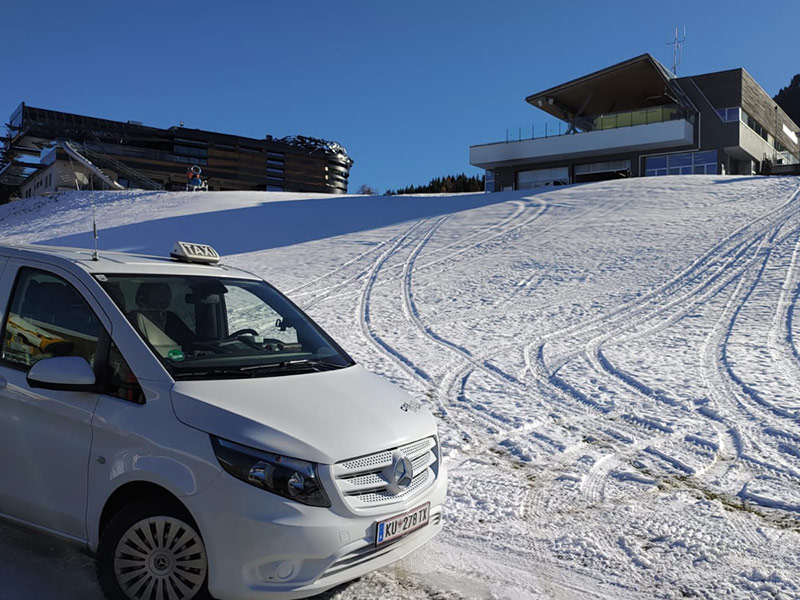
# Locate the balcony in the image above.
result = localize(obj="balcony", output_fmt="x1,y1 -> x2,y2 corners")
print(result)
470,109 -> 695,170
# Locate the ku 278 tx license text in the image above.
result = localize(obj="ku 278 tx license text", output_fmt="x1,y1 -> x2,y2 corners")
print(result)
375,502 -> 430,546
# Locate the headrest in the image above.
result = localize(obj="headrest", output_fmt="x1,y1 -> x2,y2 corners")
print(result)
135,282 -> 172,311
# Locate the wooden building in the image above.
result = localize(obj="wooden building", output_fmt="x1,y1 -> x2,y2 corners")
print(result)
0,103 -> 353,200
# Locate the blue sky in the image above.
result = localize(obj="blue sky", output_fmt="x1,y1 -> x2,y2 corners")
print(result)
2,0 -> 797,193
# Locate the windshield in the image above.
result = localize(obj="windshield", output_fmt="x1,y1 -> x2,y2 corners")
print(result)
99,275 -> 354,379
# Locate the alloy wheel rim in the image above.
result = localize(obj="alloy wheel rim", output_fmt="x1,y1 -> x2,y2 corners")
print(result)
114,515 -> 207,600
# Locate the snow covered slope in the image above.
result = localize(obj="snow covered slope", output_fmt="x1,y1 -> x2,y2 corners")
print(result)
2,176 -> 800,599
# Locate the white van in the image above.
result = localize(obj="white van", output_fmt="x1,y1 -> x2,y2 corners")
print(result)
0,242 -> 446,600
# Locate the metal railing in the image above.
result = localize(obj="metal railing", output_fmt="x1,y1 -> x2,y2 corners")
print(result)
499,104 -> 693,145
503,123 -> 568,143
59,140 -> 124,191
778,150 -> 800,166
71,142 -> 163,190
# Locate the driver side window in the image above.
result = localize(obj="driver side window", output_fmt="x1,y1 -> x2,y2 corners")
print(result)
1,268 -> 102,369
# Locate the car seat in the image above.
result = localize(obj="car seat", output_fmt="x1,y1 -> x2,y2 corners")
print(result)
129,282 -> 195,355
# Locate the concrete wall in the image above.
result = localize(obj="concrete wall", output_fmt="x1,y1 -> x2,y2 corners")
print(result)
19,162 -> 94,198
738,123 -> 781,165
471,120 -> 694,170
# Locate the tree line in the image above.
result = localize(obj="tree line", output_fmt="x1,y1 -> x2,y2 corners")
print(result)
383,173 -> 485,196
775,73 -> 800,127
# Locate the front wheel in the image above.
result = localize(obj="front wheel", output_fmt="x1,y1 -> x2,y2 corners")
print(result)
97,502 -> 210,600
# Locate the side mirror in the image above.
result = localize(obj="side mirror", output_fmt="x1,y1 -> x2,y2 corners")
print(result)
27,356 -> 97,392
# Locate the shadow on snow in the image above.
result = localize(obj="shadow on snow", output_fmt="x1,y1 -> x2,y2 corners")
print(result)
40,192 -> 525,256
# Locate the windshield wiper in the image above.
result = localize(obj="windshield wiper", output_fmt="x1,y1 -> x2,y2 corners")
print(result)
240,359 -> 350,373
172,359 -> 352,380
172,366 -> 259,380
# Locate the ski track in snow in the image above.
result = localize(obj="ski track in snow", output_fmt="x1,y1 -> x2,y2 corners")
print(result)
4,177 -> 800,599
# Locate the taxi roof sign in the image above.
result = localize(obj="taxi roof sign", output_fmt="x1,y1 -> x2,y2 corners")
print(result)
170,241 -> 220,264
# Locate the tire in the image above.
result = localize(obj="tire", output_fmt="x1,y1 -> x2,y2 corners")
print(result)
97,500 -> 211,600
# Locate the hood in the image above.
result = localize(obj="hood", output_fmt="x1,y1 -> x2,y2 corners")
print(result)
171,365 -> 435,464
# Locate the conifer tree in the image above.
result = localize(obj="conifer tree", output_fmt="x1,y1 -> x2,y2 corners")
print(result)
774,74 -> 800,127
386,173 -> 485,196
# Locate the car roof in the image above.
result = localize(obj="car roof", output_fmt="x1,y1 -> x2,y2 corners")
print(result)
0,243 -> 261,279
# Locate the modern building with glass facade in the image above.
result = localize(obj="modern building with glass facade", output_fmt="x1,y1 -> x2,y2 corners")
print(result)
0,103 -> 353,201
470,54 -> 800,191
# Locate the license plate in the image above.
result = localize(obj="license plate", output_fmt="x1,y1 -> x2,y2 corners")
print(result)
375,502 -> 430,546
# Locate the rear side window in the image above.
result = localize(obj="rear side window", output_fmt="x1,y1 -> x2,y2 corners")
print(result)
1,268 -> 102,368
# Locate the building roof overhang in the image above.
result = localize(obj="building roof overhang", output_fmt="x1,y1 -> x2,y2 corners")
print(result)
525,54 -> 684,123
0,160 -> 42,186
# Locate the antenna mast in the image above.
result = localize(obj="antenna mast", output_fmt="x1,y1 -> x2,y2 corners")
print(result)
90,169 -> 99,261
666,26 -> 686,75
91,198 -> 99,261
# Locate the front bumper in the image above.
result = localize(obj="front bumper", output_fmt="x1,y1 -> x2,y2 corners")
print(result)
186,464 -> 447,600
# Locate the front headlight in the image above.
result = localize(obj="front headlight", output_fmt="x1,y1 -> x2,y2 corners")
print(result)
211,436 -> 331,507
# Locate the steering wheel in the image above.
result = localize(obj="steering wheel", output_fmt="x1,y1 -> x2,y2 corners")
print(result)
225,328 -> 258,340
261,338 -> 285,352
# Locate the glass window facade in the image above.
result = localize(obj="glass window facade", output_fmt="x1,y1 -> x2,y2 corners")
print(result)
174,144 -> 208,165
694,150 -> 717,164
517,166 -> 569,189
645,150 -> 717,176
716,107 -> 741,123
742,110 -> 774,145
485,170 -> 495,193
9,103 -> 24,131
592,105 -> 687,131
717,107 -> 781,147
669,153 -> 692,167
574,160 -> 631,175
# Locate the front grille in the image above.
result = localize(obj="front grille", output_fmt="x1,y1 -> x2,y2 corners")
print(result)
333,437 -> 438,510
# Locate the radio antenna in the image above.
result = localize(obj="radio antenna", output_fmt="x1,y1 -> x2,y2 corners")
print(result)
666,26 -> 686,75
90,172 -> 99,261
91,199 -> 99,261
